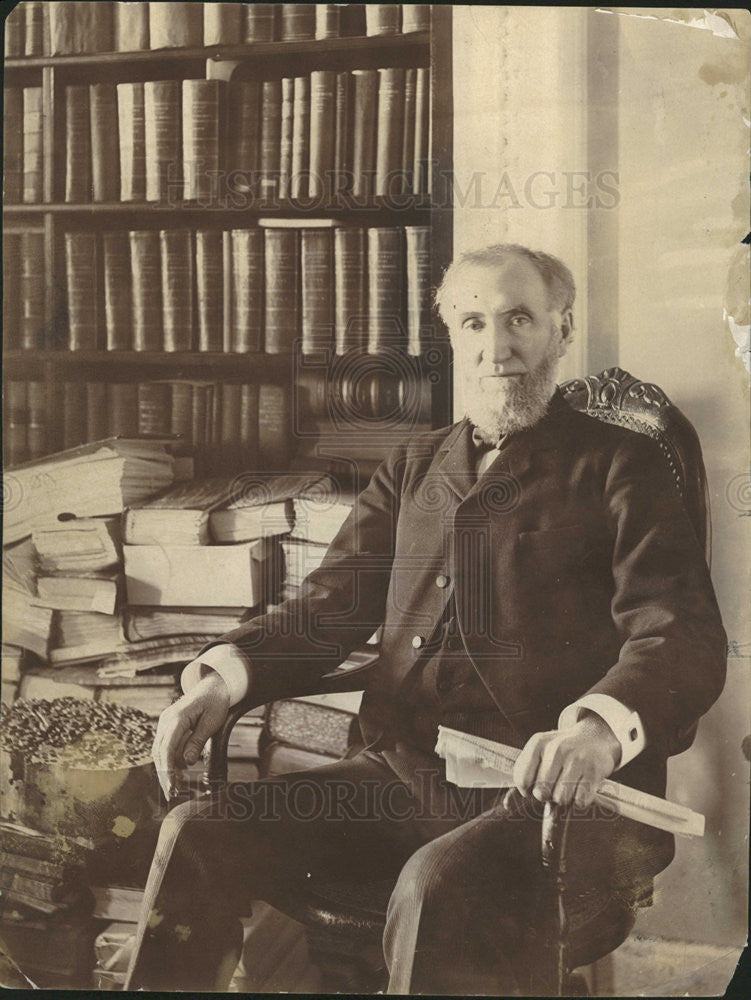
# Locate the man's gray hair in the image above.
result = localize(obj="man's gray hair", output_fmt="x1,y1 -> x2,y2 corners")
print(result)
434,244 -> 576,323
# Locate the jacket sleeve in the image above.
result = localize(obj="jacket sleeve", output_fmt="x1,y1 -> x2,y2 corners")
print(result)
583,432 -> 727,756
199,442 -> 408,705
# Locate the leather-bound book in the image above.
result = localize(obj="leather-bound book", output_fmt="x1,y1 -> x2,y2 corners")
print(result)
301,229 -> 334,354
309,70 -> 336,200
351,70 -> 377,200
49,1 -> 114,53
160,229 -> 194,351
291,76 -> 310,201
170,382 -> 194,440
402,4 -> 432,32
3,233 -> 21,348
145,81 -> 182,202
117,83 -> 147,201
138,382 -> 172,435
230,229 -> 264,353
279,77 -> 294,200
244,3 -> 277,42
367,227 -> 405,353
107,383 -> 139,437
405,226 -> 431,356
334,227 -> 367,354
23,1 -> 44,55
63,382 -> 88,449
90,84 -> 120,202
6,383 -> 29,467
240,384 -> 260,468
413,67 -> 430,195
182,79 -> 223,204
228,80 -> 260,197
280,4 -> 315,41
196,230 -> 224,352
20,233 -> 45,350
3,88 -> 23,203
365,4 -> 400,36
103,231 -> 133,350
86,383 -> 107,443
258,384 -> 291,470
4,3 -> 24,57
65,233 -> 99,350
315,5 -> 341,39
259,80 -> 282,203
27,382 -> 48,459
264,229 -> 299,353
129,231 -> 163,351
114,2 -> 149,50
204,2 -> 243,44
219,383 -> 242,473
23,86 -> 44,203
333,72 -> 352,196
64,86 -> 91,203
375,68 -> 405,197
402,68 -> 417,194
149,2 -> 203,48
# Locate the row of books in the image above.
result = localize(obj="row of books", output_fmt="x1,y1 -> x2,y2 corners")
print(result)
53,65 -> 430,206
6,3 -> 430,58
5,225 -> 431,356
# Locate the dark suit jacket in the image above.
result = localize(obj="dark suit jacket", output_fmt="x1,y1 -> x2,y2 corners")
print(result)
217,390 -> 727,813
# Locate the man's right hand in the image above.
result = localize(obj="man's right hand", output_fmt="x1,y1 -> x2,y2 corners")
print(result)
152,670 -> 231,800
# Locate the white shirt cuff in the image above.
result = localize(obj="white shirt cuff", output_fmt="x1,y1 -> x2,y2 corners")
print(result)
558,694 -> 645,769
180,644 -> 250,706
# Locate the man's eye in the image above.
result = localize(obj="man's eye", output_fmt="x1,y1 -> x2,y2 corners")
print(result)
461,319 -> 484,331
509,314 -> 531,327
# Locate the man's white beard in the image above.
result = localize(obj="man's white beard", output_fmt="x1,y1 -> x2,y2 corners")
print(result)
463,341 -> 560,444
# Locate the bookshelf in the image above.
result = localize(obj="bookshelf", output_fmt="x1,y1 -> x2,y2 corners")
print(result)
3,3 -> 454,479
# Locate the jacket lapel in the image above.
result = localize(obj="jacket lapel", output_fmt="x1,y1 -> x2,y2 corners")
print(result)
432,418 -> 476,501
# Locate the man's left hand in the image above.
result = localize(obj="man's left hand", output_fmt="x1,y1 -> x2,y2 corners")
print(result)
512,713 -> 622,809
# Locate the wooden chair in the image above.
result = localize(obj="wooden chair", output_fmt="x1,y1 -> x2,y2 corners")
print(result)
201,367 -> 712,994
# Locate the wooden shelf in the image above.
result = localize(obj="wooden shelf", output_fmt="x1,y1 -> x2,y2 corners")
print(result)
4,350 -> 295,381
4,31 -> 429,71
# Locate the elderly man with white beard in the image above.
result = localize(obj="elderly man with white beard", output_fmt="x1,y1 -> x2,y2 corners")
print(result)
125,245 -> 726,995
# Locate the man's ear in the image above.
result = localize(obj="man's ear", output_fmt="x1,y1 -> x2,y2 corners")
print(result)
557,310 -> 574,357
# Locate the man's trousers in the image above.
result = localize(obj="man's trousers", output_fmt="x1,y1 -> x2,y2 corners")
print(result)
124,750 -> 644,994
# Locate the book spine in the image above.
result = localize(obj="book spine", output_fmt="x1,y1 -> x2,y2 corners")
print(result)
301,229 -> 334,354
367,227 -> 405,353
228,80 -> 260,197
170,382 -> 194,439
334,228 -> 367,354
65,232 -> 99,350
182,79 -> 222,204
191,384 -> 209,461
240,384 -> 260,468
280,4 -> 315,41
365,4 -> 400,36
290,76 -> 310,201
129,231 -> 163,351
351,71 -> 377,200
3,233 -> 22,349
195,230 -> 224,351
3,88 -> 23,203
86,382 -> 108,442
27,381 -> 49,459
264,229 -> 299,353
160,229 -> 194,351
204,2 -> 243,44
64,85 -> 91,204
21,232 -> 46,350
258,384 -> 290,470
315,5 -> 341,39
6,382 -> 28,466
138,382 -> 172,435
259,80 -> 282,203
23,86 -> 44,204
107,383 -> 139,437
117,82 -> 147,202
279,78 -> 294,201
219,382 -> 242,474
149,2 -> 203,48
4,4 -> 24,57
340,4 -> 366,37
244,3 -> 277,42
145,81 -> 182,203
405,226 -> 431,357
63,382 -> 88,449
89,84 -> 120,203
402,68 -> 417,194
102,231 -> 133,350
230,229 -> 264,352
309,70 -> 336,200
333,72 -> 352,197
114,2 -> 150,51
413,67 -> 430,195
49,1 -> 114,54
402,4 -> 432,32
24,1 -> 44,56
375,68 -> 406,197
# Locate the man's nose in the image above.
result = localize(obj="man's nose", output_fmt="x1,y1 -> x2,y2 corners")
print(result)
481,323 -> 513,363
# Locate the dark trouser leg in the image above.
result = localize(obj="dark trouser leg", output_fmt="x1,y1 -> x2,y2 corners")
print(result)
124,752 -> 424,991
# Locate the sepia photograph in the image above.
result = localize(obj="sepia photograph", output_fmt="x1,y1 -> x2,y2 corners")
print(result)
0,2 -> 749,995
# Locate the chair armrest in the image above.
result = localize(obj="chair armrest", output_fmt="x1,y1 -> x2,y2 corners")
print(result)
203,654 -> 378,791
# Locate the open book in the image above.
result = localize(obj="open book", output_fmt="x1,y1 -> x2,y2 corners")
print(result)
435,726 -> 705,838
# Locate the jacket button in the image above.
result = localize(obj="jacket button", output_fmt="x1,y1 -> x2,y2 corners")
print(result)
412,635 -> 425,650
435,574 -> 449,589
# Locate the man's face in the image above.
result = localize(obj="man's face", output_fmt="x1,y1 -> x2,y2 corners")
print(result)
448,257 -> 573,441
